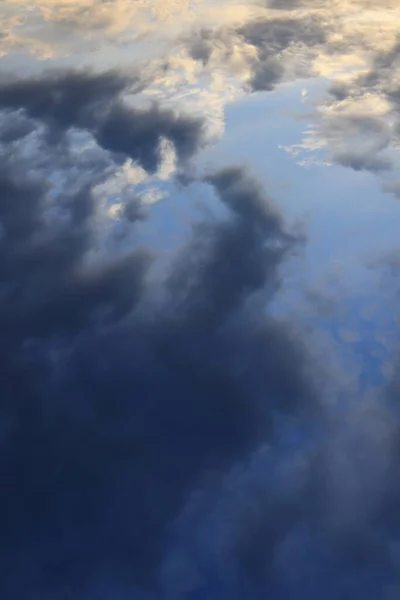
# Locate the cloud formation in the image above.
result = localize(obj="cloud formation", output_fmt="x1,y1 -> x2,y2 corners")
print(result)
0,70 -> 207,173
3,2 -> 400,599
0,81 -> 323,597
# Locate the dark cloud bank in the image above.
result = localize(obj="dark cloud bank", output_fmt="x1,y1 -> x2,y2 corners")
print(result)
1,67 -> 400,600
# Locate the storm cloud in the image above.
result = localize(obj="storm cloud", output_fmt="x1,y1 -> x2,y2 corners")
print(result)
0,70 -> 206,173
0,84 -> 323,597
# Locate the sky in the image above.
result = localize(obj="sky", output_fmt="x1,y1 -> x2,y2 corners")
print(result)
2,1 -> 400,598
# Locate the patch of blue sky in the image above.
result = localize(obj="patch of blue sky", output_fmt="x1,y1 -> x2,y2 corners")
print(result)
197,79 -> 400,397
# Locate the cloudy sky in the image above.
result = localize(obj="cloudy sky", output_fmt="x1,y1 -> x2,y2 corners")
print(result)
2,1 -> 400,598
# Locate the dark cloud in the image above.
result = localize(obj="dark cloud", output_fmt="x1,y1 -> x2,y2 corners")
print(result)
361,40 -> 400,94
0,89 -> 322,598
94,102 -> 205,173
249,58 -> 284,92
328,81 -> 351,102
188,28 -> 220,65
123,195 -> 149,222
0,70 -> 129,127
239,15 -> 325,53
0,70 -> 206,173
3,106 -> 398,598
332,151 -> 392,172
238,15 -> 325,90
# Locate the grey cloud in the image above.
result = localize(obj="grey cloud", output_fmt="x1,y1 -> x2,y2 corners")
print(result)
310,113 -> 394,172
332,151 -> 392,172
188,28 -> 221,65
265,0 -> 304,8
238,15 -> 325,90
94,102 -> 205,173
249,59 -> 284,92
238,15 -> 326,54
168,167 -> 300,332
186,15 -> 326,92
0,102 -> 320,598
0,70 -> 206,173
326,40 -> 400,110
0,112 -> 35,143
123,195 -> 149,222
360,40 -> 400,94
328,81 -> 351,102
318,40 -> 400,175
0,70 -> 131,131
0,167 -> 150,344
